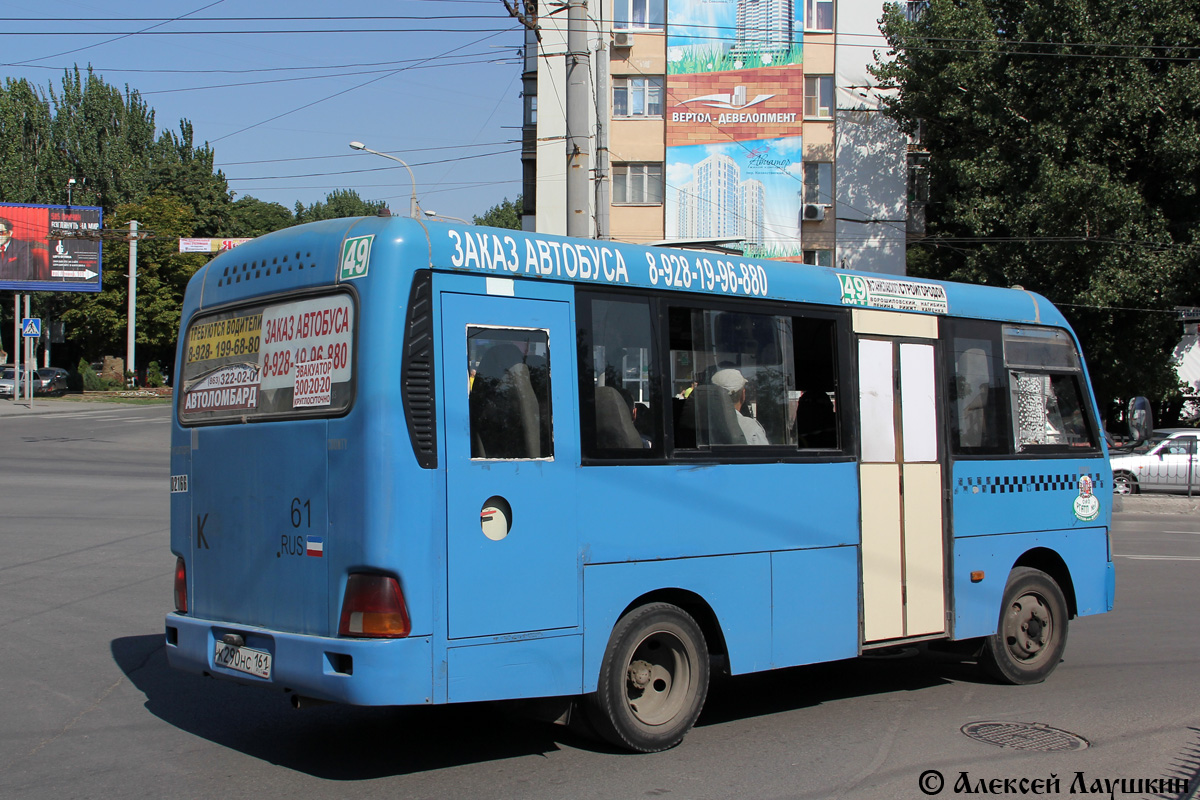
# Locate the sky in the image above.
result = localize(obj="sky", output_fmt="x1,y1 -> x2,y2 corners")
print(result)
1,0 -> 526,222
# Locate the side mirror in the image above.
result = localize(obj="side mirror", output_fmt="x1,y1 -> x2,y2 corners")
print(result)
1128,396 -> 1154,446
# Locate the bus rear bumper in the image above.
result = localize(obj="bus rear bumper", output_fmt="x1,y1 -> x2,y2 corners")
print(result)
164,612 -> 433,706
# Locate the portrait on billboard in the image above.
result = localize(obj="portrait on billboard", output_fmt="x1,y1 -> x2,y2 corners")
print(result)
0,211 -> 48,281
0,203 -> 102,292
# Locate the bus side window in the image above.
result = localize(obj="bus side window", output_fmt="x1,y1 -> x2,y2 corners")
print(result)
668,305 -> 842,452
1002,325 -> 1097,453
579,294 -> 660,458
1010,372 -> 1095,450
468,328 -> 552,459
948,320 -> 1009,456
791,316 -> 840,450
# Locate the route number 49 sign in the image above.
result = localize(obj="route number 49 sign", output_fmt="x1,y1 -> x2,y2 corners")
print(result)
339,235 -> 374,281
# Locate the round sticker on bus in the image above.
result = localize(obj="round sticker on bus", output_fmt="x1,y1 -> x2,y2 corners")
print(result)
1074,475 -> 1099,522
480,496 -> 512,541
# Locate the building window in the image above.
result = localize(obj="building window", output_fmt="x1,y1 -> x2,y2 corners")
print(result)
904,1 -> 929,21
802,162 -> 833,205
524,93 -> 537,126
806,0 -> 834,31
613,163 -> 663,204
802,249 -> 833,268
614,0 -> 665,30
613,76 -> 664,117
804,75 -> 834,118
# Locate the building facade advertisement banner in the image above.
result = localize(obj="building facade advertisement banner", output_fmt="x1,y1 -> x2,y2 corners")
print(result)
0,202 -> 103,292
666,0 -> 805,260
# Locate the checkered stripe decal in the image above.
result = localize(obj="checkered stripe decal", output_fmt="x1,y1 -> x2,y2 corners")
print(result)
958,473 -> 1104,494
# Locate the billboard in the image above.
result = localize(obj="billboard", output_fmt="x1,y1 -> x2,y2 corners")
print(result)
666,0 -> 805,259
0,203 -> 103,292
179,238 -> 253,253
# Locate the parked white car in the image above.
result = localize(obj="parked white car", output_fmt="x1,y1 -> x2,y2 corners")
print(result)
1111,428 -> 1200,494
0,366 -> 31,398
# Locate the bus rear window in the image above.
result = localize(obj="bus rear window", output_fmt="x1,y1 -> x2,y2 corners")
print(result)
179,292 -> 355,424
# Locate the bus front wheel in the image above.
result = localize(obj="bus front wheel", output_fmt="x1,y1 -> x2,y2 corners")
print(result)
980,567 -> 1069,685
585,602 -> 710,753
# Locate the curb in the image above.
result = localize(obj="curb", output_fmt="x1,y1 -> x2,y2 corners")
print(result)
1114,495 -> 1200,515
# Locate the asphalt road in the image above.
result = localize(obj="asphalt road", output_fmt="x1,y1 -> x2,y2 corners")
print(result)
1,401 -> 1198,800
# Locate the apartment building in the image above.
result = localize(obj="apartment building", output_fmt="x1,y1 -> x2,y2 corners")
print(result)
520,0 -> 908,275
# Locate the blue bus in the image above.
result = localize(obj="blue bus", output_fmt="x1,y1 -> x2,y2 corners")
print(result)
166,216 -> 1114,752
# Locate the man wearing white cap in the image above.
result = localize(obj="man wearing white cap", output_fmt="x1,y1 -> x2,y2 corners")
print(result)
711,368 -> 770,445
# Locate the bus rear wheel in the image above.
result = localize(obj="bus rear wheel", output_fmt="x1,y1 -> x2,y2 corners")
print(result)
585,603 -> 709,753
980,567 -> 1069,685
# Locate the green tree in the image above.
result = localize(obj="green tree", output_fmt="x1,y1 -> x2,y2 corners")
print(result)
152,120 -> 231,236
473,195 -> 522,229
60,195 -> 205,368
0,78 -> 55,204
294,189 -> 385,224
49,67 -> 157,213
227,195 -> 294,237
873,0 -> 1200,410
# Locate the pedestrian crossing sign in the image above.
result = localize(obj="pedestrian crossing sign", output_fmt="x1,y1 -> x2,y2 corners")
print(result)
21,318 -> 41,338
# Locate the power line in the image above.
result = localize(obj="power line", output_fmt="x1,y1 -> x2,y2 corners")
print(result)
209,28 -> 517,144
137,56 -> 519,96
9,50 -> 521,76
226,148 -> 521,181
217,141 -> 518,167
9,0 -> 229,66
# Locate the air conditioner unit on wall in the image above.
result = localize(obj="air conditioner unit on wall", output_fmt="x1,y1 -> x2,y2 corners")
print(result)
612,31 -> 633,48
802,204 -> 826,221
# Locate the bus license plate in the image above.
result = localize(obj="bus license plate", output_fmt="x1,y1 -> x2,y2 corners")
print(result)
213,641 -> 272,679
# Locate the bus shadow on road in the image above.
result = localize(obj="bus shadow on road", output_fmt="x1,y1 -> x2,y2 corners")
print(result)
111,633 -> 590,777
698,645 -> 988,729
112,633 -> 989,774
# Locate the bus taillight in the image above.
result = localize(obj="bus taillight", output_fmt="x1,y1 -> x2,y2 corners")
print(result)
339,574 -> 411,638
174,557 -> 188,614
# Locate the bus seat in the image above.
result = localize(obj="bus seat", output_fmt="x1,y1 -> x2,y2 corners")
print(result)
681,384 -> 746,446
507,362 -> 541,458
595,385 -> 643,449
471,343 -> 542,458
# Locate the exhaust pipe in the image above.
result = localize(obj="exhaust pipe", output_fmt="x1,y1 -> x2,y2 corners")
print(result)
290,694 -> 332,710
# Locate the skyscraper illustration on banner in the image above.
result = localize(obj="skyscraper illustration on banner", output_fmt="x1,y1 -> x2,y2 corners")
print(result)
674,154 -> 765,246
668,0 -> 801,74
732,0 -> 795,59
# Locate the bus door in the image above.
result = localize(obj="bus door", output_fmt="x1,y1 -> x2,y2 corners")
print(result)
440,292 -> 579,640
854,310 -> 946,643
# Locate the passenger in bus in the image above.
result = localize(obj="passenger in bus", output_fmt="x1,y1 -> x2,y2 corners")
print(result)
794,381 -> 837,448
711,368 -> 769,445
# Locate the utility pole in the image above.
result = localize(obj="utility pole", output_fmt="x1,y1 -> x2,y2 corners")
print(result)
565,0 -> 591,237
126,220 -> 138,386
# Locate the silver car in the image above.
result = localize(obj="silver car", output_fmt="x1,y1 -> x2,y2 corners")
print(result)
1111,428 -> 1200,494
0,366 -> 31,398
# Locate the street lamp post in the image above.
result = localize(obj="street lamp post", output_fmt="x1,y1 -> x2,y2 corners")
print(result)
423,209 -> 470,224
66,178 -> 76,206
348,142 -> 420,219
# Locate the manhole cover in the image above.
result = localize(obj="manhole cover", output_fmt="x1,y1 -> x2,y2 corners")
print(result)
961,721 -> 1090,752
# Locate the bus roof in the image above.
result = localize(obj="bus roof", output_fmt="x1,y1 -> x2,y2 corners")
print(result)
185,215 -> 1070,331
